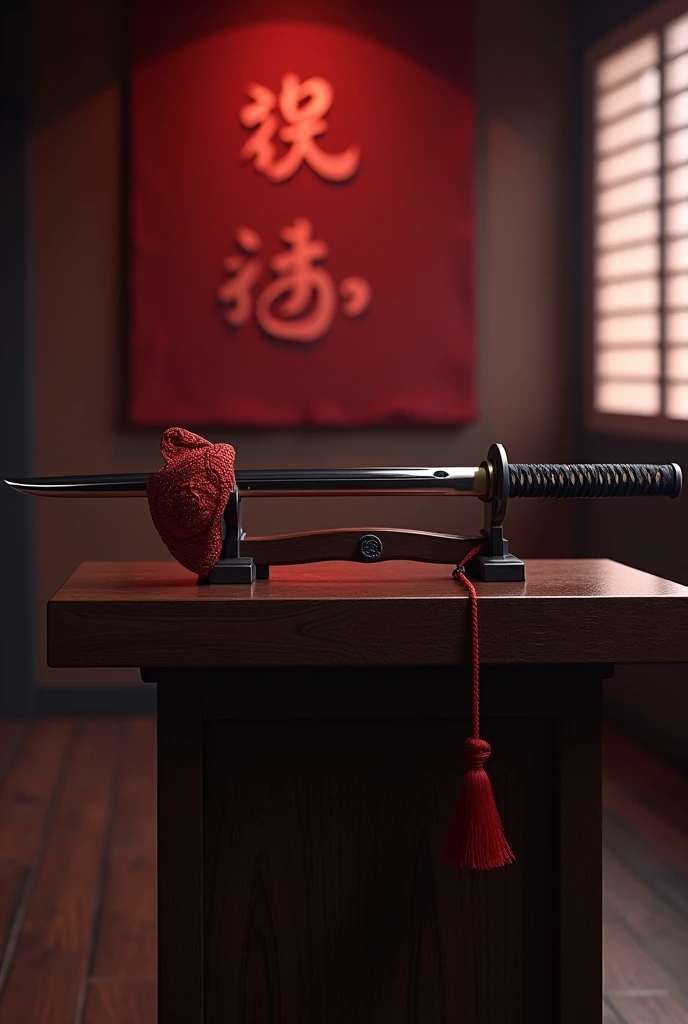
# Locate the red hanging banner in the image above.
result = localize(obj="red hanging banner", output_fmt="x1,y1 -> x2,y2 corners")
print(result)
129,0 -> 475,427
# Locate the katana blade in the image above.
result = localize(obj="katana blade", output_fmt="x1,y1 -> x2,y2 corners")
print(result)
4,473 -> 150,498
3,467 -> 487,499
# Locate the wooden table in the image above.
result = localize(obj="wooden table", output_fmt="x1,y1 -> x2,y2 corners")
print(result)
48,559 -> 688,1024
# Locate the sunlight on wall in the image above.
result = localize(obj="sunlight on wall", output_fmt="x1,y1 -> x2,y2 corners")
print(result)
593,12 -> 688,420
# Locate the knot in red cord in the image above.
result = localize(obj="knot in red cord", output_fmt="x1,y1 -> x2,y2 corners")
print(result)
464,736 -> 491,770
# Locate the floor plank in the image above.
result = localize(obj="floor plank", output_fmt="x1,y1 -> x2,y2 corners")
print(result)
603,727 -> 688,841
0,720 -> 73,971
0,719 -> 120,1024
111,718 -> 156,853
604,805 -> 688,922
0,719 -> 74,865
610,993 -> 688,1023
604,849 -> 688,995
3,951 -> 89,1022
0,862 -> 26,972
603,776 -> 688,876
90,719 -> 156,981
603,916 -> 674,997
83,979 -> 157,1024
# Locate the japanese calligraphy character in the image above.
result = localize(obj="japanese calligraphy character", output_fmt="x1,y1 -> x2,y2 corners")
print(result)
217,226 -> 263,327
239,74 -> 360,183
238,84 -> 279,174
339,276 -> 372,319
217,220 -> 371,342
256,218 -> 337,341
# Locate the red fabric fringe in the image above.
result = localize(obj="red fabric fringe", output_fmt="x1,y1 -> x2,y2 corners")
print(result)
443,737 -> 514,870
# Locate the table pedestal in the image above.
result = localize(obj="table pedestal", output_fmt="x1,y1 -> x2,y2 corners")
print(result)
151,666 -> 601,1024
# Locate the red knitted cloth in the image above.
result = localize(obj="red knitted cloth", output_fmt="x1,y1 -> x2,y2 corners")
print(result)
147,427 -> 236,577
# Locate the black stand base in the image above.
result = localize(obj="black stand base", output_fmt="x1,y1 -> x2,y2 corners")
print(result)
201,557 -> 256,584
465,553 -> 526,582
464,511 -> 527,582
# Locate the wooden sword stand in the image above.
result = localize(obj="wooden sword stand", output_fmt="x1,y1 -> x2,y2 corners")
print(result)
204,444 -> 526,584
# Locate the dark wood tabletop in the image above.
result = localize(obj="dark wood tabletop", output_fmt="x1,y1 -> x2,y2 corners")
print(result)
47,559 -> 688,668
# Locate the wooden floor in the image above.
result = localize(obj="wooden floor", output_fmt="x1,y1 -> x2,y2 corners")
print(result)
0,719 -> 686,1023
0,718 -> 155,1024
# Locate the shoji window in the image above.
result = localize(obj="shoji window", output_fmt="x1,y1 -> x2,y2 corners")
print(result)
590,5 -> 688,436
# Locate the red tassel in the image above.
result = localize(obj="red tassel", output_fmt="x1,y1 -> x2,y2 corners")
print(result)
443,737 -> 514,870
443,547 -> 514,870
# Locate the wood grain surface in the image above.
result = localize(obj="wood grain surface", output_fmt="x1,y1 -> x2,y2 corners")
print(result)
157,688 -> 203,1024
0,720 -> 118,1024
83,719 -> 157,1024
47,559 -> 688,668
610,995 -> 688,1022
203,714 -> 558,1023
0,720 -> 73,974
197,669 -> 599,1024
83,979 -> 157,1024
0,719 -> 159,1024
559,681 -> 602,1024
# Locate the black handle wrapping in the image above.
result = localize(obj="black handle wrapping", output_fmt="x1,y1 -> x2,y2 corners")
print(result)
507,463 -> 682,499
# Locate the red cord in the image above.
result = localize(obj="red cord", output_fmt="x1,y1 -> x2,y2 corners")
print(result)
444,541 -> 515,869
453,542 -> 484,740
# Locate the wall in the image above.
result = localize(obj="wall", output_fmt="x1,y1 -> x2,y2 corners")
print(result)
576,0 -> 688,769
1,0 -> 34,714
31,0 -> 575,688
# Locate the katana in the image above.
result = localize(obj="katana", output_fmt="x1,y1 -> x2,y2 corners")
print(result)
4,443 -> 682,583
4,460 -> 682,500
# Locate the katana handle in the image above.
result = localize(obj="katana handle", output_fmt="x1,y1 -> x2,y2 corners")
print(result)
507,463 -> 682,499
